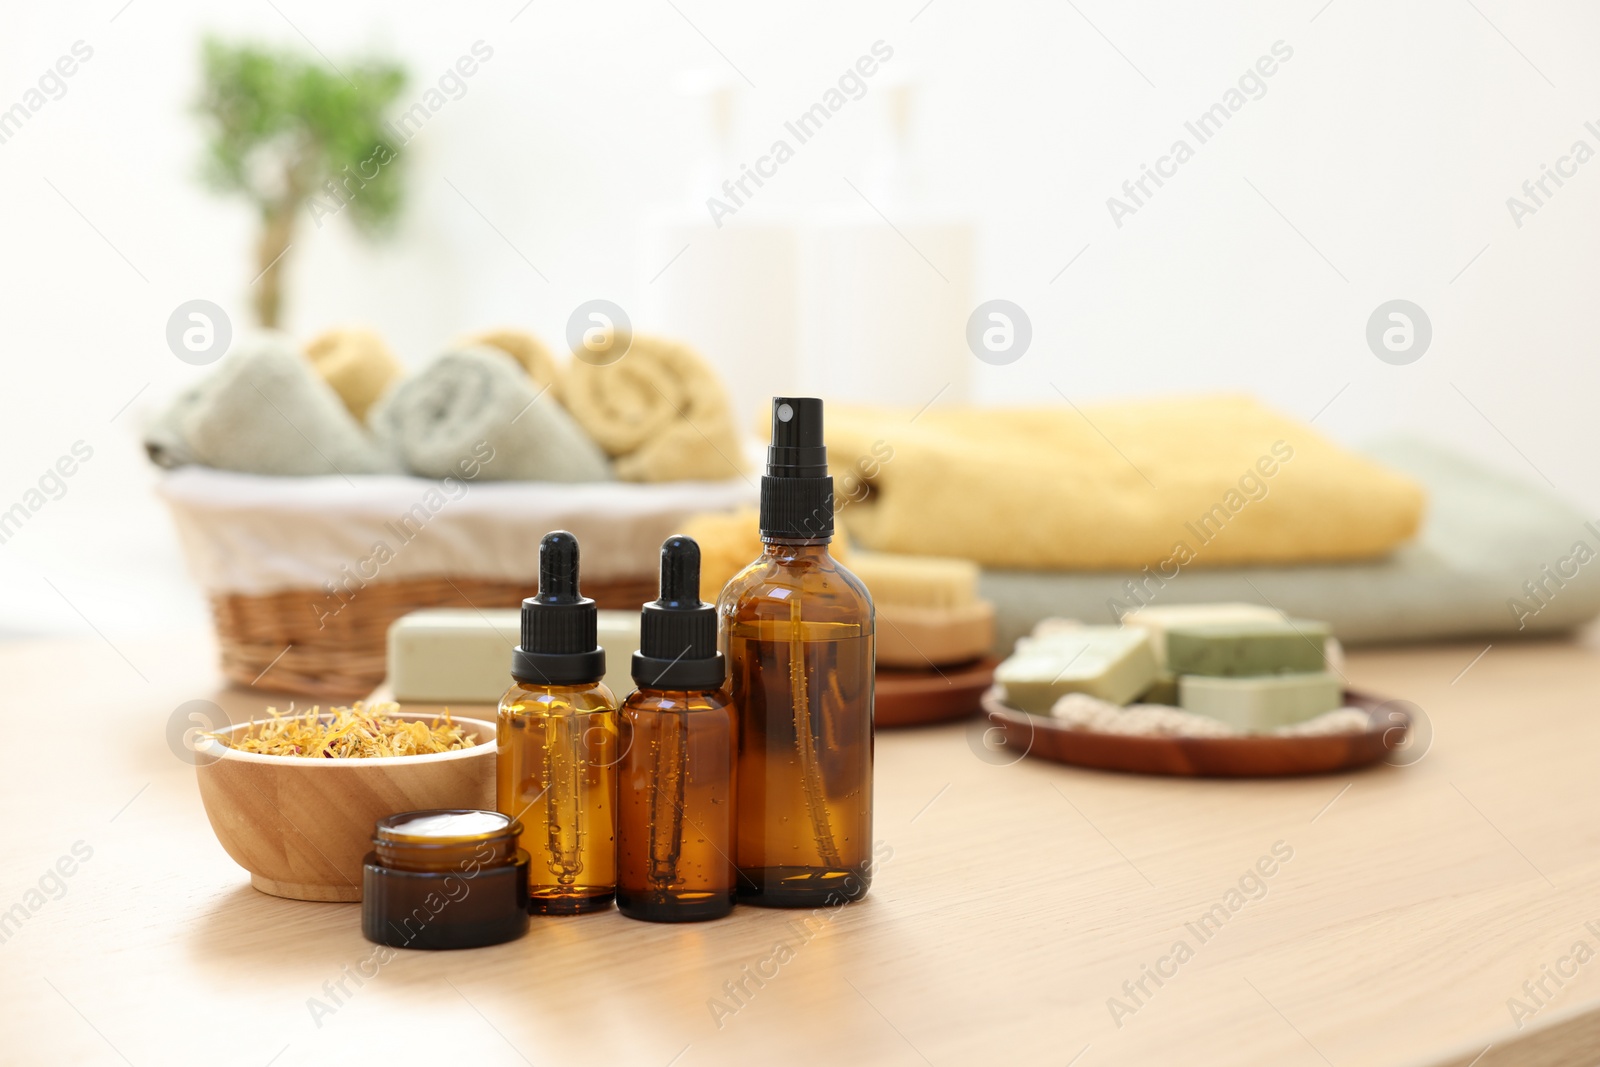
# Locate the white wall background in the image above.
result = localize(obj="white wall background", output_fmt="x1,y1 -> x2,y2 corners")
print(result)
0,0 -> 1596,640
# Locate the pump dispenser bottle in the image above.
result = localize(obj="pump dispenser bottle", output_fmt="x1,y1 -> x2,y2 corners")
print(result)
720,398 -> 874,907
616,536 -> 737,922
498,530 -> 619,914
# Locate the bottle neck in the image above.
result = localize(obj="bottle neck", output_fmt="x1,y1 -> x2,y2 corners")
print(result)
760,539 -> 833,561
508,679 -> 604,693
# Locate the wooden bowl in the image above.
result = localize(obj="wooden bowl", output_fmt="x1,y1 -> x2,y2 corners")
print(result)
979,688 -> 1409,778
194,710 -> 497,902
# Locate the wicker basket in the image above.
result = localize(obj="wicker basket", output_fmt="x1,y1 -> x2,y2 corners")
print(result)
212,574 -> 659,701
159,466 -> 756,702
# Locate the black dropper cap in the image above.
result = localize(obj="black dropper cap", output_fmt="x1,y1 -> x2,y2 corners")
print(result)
759,397 -> 834,541
631,536 -> 725,690
511,531 -> 605,686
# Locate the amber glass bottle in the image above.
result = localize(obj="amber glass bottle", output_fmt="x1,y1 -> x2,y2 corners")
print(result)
617,536 -> 736,922
498,531 -> 618,914
721,398 -> 874,907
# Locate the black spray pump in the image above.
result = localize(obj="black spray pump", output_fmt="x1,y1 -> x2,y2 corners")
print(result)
759,397 -> 834,541
512,530 -> 605,686
631,536 -> 725,690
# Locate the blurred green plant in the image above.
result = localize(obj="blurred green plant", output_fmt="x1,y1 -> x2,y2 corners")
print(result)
194,38 -> 408,328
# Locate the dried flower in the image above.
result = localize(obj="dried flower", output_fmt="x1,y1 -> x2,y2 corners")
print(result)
216,701 -> 476,758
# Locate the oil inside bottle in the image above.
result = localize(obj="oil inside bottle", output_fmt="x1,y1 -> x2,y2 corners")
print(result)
616,690 -> 736,922
728,617 -> 873,904
499,683 -> 617,914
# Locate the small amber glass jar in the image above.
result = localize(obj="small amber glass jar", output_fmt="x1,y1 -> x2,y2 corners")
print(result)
362,809 -> 530,950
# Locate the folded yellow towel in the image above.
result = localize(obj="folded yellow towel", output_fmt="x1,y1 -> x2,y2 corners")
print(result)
461,328 -> 559,388
825,395 -> 1426,570
303,326 -> 404,423
560,335 -> 745,482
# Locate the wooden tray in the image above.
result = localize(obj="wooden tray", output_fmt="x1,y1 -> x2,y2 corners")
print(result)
374,663 -> 1000,733
875,658 -> 999,729
979,688 -> 1410,777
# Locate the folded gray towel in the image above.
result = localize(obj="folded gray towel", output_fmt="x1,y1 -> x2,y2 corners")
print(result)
144,333 -> 395,476
370,346 -> 612,482
980,437 -> 1600,650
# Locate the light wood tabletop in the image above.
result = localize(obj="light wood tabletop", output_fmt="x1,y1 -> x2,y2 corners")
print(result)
4,627 -> 1600,1067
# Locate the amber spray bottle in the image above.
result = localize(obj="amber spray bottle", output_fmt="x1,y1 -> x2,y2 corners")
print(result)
616,536 -> 737,922
721,397 -> 874,907
498,530 -> 618,914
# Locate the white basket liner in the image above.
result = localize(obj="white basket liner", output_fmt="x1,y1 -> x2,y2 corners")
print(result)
157,467 -> 757,596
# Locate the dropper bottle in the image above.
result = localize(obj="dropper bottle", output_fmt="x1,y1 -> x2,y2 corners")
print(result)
719,397 -> 875,907
616,536 -> 736,922
497,530 -> 619,914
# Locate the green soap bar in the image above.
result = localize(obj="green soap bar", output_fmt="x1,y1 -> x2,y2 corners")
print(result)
1122,603 -> 1284,669
1164,619 -> 1328,677
1179,672 -> 1342,731
1137,672 -> 1179,706
996,626 -> 1157,714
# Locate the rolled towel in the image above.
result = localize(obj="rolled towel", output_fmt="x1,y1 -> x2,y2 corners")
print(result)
304,326 -> 404,422
143,396 -> 198,470
460,328 -> 558,388
559,335 -> 744,483
371,346 -> 611,482
143,333 -> 395,476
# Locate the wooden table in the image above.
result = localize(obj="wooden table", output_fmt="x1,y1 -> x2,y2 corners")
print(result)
5,628 -> 1600,1066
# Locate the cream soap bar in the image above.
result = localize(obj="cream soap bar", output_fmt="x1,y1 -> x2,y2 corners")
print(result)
996,626 -> 1157,714
388,608 -> 640,703
1165,619 -> 1328,677
1178,672 -> 1342,731
1120,603 -> 1284,669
